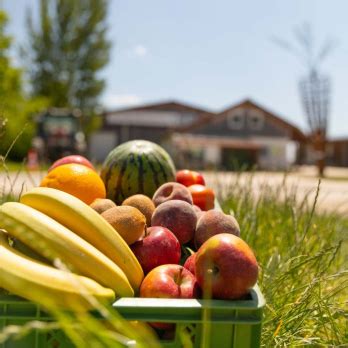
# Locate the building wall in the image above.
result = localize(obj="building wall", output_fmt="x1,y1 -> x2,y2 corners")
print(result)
89,108 -> 205,162
185,137 -> 293,170
203,145 -> 221,167
326,141 -> 348,167
254,137 -> 293,170
88,131 -> 118,162
105,110 -> 198,128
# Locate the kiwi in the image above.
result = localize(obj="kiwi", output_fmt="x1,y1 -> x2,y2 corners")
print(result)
122,194 -> 155,226
101,206 -> 146,245
90,198 -> 116,214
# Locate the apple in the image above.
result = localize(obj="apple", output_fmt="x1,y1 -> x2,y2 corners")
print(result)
48,155 -> 95,172
195,233 -> 258,300
140,264 -> 200,329
140,264 -> 200,299
188,184 -> 215,211
183,253 -> 196,275
131,226 -> 181,274
176,169 -> 205,187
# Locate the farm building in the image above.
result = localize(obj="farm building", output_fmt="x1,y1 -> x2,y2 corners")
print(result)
170,99 -> 306,170
91,99 -> 306,170
89,101 -> 211,163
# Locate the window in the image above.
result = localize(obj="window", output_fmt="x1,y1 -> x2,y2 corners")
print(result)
247,110 -> 264,130
227,109 -> 245,130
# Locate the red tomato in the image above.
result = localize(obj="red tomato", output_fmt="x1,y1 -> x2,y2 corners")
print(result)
176,169 -> 205,187
188,184 -> 215,211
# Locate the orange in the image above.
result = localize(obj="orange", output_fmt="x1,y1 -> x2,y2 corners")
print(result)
40,163 -> 106,205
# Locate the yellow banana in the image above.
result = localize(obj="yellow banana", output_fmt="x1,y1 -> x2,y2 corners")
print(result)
20,187 -> 144,292
10,236 -> 51,264
0,202 -> 134,297
0,231 -> 115,311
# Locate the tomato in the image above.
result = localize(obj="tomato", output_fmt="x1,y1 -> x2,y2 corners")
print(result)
188,184 -> 215,211
176,169 -> 205,187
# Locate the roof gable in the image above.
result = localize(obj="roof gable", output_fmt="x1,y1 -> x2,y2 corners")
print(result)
103,100 -> 214,116
178,99 -> 305,141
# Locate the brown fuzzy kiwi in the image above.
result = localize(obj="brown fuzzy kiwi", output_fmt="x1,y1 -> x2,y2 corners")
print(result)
101,206 -> 146,245
90,198 -> 116,214
122,194 -> 155,226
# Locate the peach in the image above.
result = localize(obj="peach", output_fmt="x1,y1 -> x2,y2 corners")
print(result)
193,205 -> 205,221
152,182 -> 193,207
151,200 -> 197,244
194,210 -> 240,249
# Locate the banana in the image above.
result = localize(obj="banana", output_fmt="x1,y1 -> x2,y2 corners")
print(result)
0,202 -> 134,297
0,231 -> 115,311
20,187 -> 144,292
10,236 -> 51,264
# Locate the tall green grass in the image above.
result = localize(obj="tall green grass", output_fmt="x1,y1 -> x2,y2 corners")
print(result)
219,173 -> 348,347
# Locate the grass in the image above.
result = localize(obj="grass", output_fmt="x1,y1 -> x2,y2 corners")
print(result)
219,174 -> 348,347
0,165 -> 347,347
1,159 -> 49,172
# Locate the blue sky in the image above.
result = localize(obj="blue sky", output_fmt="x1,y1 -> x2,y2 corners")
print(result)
3,0 -> 348,137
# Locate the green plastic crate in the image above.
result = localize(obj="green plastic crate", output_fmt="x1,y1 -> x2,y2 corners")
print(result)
0,285 -> 264,348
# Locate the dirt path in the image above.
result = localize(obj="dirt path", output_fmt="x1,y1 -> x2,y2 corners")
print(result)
1,166 -> 348,215
203,170 -> 348,215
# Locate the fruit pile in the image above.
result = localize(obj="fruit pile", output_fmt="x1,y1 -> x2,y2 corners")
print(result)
0,140 -> 259,323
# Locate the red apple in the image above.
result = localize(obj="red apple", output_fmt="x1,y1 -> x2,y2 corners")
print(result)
131,226 -> 181,274
195,233 -> 258,300
48,155 -> 95,172
140,264 -> 200,329
183,253 -> 196,275
188,184 -> 215,211
176,169 -> 205,187
140,264 -> 200,299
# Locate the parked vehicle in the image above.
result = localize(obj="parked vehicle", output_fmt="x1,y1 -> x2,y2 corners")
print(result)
33,108 -> 86,162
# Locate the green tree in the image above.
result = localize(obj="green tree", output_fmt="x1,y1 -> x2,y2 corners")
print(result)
0,10 -> 46,161
26,0 -> 110,116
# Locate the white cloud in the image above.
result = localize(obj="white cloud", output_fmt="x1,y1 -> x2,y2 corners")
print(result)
133,44 -> 148,57
102,93 -> 142,109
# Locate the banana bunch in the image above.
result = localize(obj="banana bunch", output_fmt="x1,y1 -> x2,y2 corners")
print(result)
0,231 -> 115,311
0,187 -> 144,311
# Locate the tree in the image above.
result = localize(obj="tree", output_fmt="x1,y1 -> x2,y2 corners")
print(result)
274,24 -> 335,177
26,0 -> 110,117
0,10 -> 46,161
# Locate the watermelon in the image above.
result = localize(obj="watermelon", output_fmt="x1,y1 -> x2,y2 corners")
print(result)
100,140 -> 176,204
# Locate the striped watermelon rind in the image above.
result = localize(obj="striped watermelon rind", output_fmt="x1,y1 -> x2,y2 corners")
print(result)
100,140 -> 176,204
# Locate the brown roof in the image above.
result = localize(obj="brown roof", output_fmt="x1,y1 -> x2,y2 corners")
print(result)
103,98 -> 306,142
176,98 -> 306,142
103,100 -> 214,116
